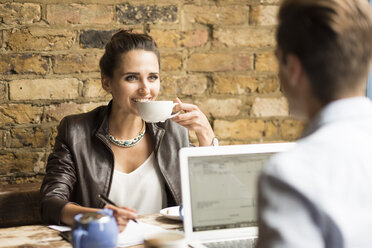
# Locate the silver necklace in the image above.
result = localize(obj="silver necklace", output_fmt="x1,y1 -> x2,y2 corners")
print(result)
108,121 -> 146,148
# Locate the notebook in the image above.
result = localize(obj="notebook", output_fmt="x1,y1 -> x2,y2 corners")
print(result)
179,143 -> 295,248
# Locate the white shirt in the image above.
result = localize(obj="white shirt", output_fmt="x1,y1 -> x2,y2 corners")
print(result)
258,97 -> 372,248
108,152 -> 166,215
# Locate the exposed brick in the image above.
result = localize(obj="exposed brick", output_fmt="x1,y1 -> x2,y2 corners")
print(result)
214,119 -> 266,140
185,0 -> 216,3
80,102 -> 108,113
215,0 -> 249,2
44,102 -> 78,122
255,52 -> 278,72
214,27 -> 275,48
257,75 -> 280,94
0,130 -> 9,148
280,119 -> 305,141
44,102 -> 105,122
251,97 -> 288,117
213,75 -> 256,94
161,53 -> 182,71
84,78 -> 111,99
80,30 -> 116,49
52,53 -> 102,74
235,54 -> 254,71
177,75 -> 208,95
180,29 -> 209,48
9,127 -> 52,148
265,121 -> 279,139
187,53 -> 253,72
0,54 -> 48,75
47,4 -> 113,25
149,29 -> 180,49
0,151 -> 45,174
260,0 -> 280,4
149,29 -> 209,49
50,126 -> 58,149
184,5 -> 248,25
9,78 -> 80,100
188,53 -> 228,72
0,104 -> 42,125
0,60 -> 10,75
250,5 -> 279,26
7,28 -> 75,51
213,74 -> 279,94
195,98 -> 242,118
159,76 -> 177,97
0,83 -> 6,100
160,74 -> 208,96
117,4 -> 178,24
188,130 -> 198,145
0,3 -> 41,25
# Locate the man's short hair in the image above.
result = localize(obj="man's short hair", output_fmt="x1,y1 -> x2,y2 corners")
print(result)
277,0 -> 372,104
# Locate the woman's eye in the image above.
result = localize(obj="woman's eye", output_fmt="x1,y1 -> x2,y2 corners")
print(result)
149,75 -> 158,81
125,75 -> 136,81
125,75 -> 137,81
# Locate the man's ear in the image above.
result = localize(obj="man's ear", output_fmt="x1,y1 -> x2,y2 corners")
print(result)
101,74 -> 112,93
286,54 -> 303,88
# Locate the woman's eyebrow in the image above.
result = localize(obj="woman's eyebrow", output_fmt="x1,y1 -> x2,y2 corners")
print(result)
123,72 -> 140,75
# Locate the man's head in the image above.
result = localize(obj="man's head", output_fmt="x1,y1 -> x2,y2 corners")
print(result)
276,0 -> 372,117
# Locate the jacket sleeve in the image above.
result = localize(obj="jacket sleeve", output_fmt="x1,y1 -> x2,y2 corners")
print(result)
40,117 -> 78,225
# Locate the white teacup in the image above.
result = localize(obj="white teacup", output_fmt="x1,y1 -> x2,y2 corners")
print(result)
144,231 -> 187,248
137,101 -> 179,123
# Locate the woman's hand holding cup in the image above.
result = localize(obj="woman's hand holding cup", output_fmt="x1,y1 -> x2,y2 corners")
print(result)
171,98 -> 215,147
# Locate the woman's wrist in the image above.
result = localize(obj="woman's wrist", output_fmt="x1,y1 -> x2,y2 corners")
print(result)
196,127 -> 215,146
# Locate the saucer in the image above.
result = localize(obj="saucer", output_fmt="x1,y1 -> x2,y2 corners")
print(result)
160,206 -> 181,221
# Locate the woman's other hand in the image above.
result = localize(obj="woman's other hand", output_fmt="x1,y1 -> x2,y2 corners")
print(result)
172,98 -> 215,146
105,205 -> 137,232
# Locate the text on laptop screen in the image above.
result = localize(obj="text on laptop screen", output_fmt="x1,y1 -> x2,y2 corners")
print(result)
188,152 -> 274,232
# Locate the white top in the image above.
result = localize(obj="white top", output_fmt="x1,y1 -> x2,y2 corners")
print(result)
108,152 -> 166,215
258,97 -> 372,248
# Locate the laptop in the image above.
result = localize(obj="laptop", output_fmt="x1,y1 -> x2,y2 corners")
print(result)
179,143 -> 295,248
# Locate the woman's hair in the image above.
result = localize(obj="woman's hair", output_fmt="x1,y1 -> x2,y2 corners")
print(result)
277,0 -> 372,104
99,29 -> 160,78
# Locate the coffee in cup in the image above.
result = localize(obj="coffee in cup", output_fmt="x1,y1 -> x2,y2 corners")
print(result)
144,231 -> 187,248
137,101 -> 179,123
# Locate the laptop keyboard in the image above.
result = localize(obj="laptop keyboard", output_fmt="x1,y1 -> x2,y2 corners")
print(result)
202,238 -> 257,248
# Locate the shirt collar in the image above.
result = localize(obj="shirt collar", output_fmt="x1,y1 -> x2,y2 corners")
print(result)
302,97 -> 372,137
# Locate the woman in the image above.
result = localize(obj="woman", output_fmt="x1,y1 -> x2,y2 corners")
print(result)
40,30 -> 216,231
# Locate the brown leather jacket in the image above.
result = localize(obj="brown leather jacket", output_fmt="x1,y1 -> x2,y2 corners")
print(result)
40,102 -> 189,224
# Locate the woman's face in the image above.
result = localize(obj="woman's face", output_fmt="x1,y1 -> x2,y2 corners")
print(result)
105,49 -> 160,116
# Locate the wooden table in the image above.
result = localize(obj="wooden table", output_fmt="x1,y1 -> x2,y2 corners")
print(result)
0,213 -> 183,248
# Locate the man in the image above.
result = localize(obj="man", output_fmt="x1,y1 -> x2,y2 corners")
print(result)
257,0 -> 372,247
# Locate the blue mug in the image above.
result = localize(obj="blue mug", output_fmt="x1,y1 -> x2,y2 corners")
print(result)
179,203 -> 184,221
72,209 -> 119,248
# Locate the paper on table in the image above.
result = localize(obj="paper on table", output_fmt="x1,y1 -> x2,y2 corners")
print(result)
117,220 -> 165,247
48,225 -> 72,232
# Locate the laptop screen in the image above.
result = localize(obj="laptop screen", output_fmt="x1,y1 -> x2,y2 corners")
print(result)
188,152 -> 274,232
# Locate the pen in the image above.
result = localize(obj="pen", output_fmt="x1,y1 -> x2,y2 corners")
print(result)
98,194 -> 138,223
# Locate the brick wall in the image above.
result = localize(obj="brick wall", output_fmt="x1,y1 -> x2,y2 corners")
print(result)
0,0 -> 304,185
